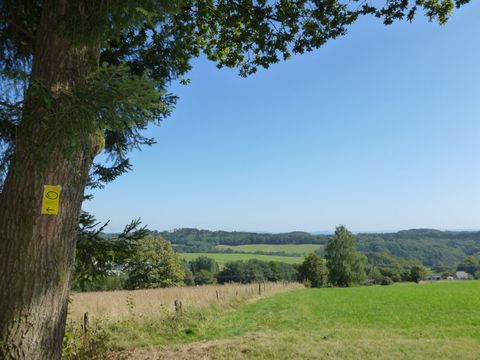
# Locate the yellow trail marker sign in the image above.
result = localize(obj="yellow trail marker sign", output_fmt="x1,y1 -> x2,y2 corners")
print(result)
42,185 -> 61,215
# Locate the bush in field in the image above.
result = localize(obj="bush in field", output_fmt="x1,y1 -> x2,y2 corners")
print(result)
194,269 -> 217,285
410,264 -> 428,283
124,236 -> 184,289
181,260 -> 195,286
381,277 -> 393,286
325,226 -> 367,287
63,321 -> 110,360
297,253 -> 328,288
190,256 -> 220,273
189,256 -> 219,285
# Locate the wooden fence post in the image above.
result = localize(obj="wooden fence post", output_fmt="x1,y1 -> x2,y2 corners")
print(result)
83,312 -> 89,335
174,300 -> 183,318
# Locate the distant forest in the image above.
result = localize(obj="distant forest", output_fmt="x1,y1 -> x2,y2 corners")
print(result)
149,228 -> 480,269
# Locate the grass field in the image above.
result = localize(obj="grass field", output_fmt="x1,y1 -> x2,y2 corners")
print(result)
180,252 -> 303,265
105,281 -> 480,359
215,244 -> 322,255
69,282 -> 302,321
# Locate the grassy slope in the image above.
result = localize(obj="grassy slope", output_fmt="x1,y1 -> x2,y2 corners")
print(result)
180,252 -> 303,264
115,281 -> 480,359
215,244 -> 322,255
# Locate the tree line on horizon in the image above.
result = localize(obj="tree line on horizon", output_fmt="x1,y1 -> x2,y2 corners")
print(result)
74,223 -> 480,292
150,227 -> 480,269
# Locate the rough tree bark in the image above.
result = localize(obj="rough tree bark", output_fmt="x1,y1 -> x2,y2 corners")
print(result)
0,1 -> 102,358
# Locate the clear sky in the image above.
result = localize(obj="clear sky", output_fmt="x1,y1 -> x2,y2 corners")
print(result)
84,3 -> 480,233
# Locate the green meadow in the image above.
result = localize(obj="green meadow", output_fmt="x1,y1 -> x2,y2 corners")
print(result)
180,252 -> 303,265
215,243 -> 322,255
111,281 -> 480,359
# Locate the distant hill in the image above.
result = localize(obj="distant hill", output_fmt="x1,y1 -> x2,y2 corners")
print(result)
153,228 -> 328,246
146,228 -> 480,268
355,229 -> 480,268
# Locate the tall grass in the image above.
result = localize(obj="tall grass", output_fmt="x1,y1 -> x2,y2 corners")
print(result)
64,282 -> 302,358
69,282 -> 302,323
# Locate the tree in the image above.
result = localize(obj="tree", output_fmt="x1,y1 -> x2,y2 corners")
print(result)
325,225 -> 366,286
194,269 -> 218,285
365,251 -> 414,283
217,259 -> 297,283
409,264 -> 428,283
457,255 -> 480,277
298,253 -> 328,287
180,259 -> 195,286
0,1 -> 470,358
189,255 -> 219,275
124,235 -> 184,290
189,255 -> 219,285
73,215 -> 148,291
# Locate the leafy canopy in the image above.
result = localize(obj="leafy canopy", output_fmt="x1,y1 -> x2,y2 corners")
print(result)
325,225 -> 366,286
124,235 -> 185,289
298,252 -> 328,288
0,0 -> 471,190
73,214 -> 148,291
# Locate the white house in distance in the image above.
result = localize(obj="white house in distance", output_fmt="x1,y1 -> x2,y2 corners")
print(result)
454,271 -> 472,280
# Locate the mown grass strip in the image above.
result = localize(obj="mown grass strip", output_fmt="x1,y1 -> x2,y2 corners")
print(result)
180,252 -> 303,265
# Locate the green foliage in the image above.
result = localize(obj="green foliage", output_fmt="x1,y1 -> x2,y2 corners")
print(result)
180,260 -> 195,286
62,321 -> 111,360
73,214 -> 148,292
189,255 -> 219,274
217,259 -> 297,283
0,0 -> 472,192
356,229 -> 480,268
457,255 -> 480,278
124,235 -> 185,290
297,253 -> 328,288
162,228 -> 326,248
189,255 -> 219,284
380,277 -> 393,286
168,228 -> 480,270
194,269 -> 218,285
410,264 -> 428,283
365,251 -> 415,283
75,226 -> 480,290
325,225 -> 366,286
181,252 -> 303,265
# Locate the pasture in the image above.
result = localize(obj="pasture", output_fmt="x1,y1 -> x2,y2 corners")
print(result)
215,243 -> 322,255
71,281 -> 480,359
179,252 -> 303,265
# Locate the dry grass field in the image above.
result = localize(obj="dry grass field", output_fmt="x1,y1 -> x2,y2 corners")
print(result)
69,282 -> 303,323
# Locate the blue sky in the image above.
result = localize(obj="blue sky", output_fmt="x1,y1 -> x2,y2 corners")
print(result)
85,3 -> 480,233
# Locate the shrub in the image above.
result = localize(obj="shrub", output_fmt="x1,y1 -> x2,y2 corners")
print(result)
63,321 -> 111,360
297,253 -> 328,288
124,236 -> 184,289
381,277 -> 393,286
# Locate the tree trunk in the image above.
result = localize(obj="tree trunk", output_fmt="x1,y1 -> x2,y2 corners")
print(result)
0,1 -> 101,358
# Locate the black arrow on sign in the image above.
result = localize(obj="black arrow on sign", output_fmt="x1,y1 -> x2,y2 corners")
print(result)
46,207 -> 55,213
